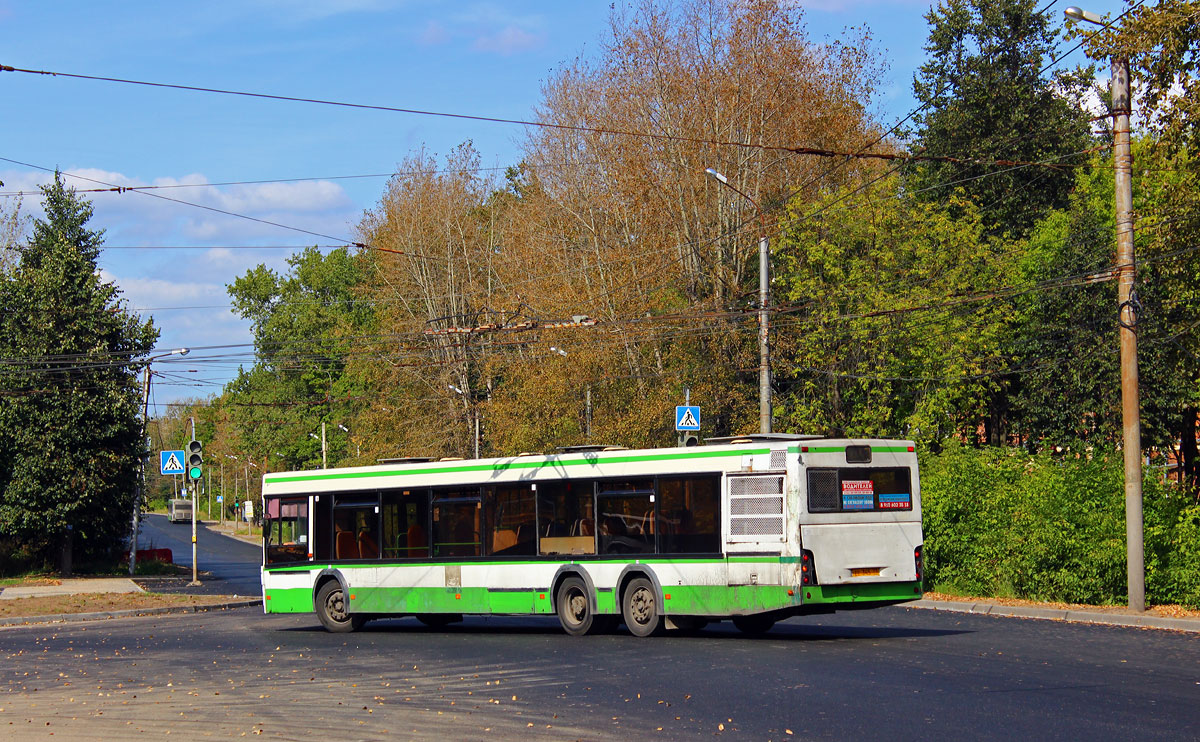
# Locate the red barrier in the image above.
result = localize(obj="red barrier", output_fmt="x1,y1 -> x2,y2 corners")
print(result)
121,548 -> 174,563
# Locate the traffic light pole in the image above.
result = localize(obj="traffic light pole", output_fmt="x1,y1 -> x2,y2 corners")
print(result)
189,417 -> 201,586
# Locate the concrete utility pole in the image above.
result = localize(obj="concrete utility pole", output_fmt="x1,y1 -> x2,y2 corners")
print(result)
129,347 -> 188,576
705,168 -> 771,433
129,365 -> 152,576
1066,6 -> 1143,611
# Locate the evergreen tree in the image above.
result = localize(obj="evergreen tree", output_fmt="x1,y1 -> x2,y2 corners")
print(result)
909,0 -> 1093,237
0,174 -> 157,572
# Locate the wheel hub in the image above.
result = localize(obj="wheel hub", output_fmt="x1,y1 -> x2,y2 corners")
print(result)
630,587 -> 654,624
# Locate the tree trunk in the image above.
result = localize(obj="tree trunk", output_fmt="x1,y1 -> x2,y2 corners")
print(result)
59,526 -> 73,578
1180,407 -> 1198,500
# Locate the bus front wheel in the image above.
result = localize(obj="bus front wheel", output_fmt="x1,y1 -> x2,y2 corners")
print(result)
315,580 -> 365,633
622,577 -> 663,637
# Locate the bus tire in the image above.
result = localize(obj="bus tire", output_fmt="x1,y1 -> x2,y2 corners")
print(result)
556,576 -> 599,636
315,580 -> 364,633
732,614 -> 776,636
622,577 -> 663,637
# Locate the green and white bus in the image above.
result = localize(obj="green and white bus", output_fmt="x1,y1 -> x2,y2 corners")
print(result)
259,434 -> 923,636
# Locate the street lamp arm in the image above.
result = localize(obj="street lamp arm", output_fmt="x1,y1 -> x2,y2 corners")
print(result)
705,168 -> 765,235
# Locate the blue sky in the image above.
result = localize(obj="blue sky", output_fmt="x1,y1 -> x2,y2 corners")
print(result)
0,0 -> 1126,407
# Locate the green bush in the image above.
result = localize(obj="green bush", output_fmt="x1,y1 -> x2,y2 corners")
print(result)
920,441 -> 1199,608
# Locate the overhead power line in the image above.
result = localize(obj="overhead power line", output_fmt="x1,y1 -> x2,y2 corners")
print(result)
0,64 -> 1112,172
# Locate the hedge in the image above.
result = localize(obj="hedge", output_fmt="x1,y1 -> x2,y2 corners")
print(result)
920,441 -> 1200,608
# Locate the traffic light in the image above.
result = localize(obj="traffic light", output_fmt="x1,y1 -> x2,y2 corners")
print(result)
187,439 -> 203,481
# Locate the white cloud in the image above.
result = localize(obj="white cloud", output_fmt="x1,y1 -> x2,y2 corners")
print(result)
473,25 -> 542,55
417,3 -> 547,55
419,19 -> 450,46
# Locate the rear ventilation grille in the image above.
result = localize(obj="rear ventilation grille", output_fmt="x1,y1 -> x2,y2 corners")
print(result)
769,450 -> 787,470
728,475 -> 784,541
807,469 -> 839,513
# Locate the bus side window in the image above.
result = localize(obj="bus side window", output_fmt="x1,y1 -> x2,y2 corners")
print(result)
658,476 -> 720,554
486,485 -> 536,556
382,489 -> 430,559
432,487 -> 482,558
537,480 -> 595,555
333,493 -> 380,561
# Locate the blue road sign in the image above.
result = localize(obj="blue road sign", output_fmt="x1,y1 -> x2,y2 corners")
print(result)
160,450 -> 185,475
675,405 -> 701,431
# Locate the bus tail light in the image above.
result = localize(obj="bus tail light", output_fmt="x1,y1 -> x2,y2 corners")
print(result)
914,545 -> 923,584
800,550 -> 817,585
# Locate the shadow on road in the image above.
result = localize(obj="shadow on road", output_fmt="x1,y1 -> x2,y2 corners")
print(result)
276,614 -> 970,641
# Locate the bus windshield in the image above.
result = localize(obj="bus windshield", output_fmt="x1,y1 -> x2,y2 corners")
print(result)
265,497 -> 309,564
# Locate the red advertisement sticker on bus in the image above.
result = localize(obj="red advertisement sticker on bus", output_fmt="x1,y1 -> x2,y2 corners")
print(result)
841,480 -> 874,495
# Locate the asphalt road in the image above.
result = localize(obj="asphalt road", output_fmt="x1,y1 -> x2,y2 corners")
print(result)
137,513 -> 262,596
0,603 -> 1196,740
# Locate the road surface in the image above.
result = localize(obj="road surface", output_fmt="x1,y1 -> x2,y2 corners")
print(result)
138,513 -> 262,595
0,602 -> 1196,740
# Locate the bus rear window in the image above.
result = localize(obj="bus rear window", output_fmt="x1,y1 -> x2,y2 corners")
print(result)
806,468 -> 912,513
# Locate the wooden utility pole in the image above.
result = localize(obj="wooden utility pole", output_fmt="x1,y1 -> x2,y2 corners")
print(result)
1112,57 -> 1144,612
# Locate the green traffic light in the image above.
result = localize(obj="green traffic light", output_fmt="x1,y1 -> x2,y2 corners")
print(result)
188,466 -> 202,480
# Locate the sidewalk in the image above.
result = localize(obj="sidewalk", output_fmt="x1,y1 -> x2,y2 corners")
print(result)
0,578 -> 143,600
909,598 -> 1200,633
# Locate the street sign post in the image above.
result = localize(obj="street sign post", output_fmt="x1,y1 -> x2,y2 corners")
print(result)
160,450 -> 185,476
675,405 -> 700,431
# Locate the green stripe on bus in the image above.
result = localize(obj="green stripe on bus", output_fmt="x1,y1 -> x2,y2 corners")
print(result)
803,445 -> 911,454
265,556 -> 753,573
264,589 -> 311,613
802,581 -> 921,604
264,447 -> 770,484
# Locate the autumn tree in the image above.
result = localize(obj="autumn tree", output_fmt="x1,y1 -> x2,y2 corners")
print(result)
507,0 -> 884,440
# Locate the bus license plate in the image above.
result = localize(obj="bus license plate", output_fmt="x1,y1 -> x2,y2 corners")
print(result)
851,568 -> 881,577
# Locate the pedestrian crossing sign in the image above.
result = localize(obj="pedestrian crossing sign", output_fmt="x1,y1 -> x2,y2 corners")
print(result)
160,450 -> 185,475
675,405 -> 701,431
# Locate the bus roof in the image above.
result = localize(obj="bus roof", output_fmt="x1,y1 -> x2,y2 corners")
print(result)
261,438 -> 917,497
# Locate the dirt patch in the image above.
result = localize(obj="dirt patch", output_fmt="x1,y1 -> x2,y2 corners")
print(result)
0,592 -> 243,619
923,591 -> 1200,619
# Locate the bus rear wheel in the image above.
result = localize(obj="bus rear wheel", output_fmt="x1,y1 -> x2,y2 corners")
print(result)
316,580 -> 365,633
622,577 -> 663,637
556,576 -> 600,636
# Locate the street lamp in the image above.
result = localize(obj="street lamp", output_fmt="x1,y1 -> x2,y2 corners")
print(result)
1065,5 -> 1144,612
309,428 -> 326,469
128,347 -> 189,576
706,167 -> 771,434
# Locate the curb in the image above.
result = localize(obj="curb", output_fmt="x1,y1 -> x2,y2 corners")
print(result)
0,599 -> 261,628
909,598 -> 1200,633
